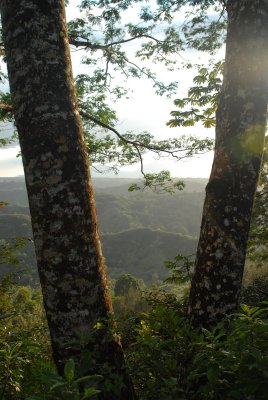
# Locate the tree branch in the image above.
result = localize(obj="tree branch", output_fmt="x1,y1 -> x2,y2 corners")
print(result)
69,34 -> 166,50
0,102 -> 12,111
0,103 -> 211,163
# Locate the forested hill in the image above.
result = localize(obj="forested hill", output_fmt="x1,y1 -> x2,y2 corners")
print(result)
101,228 -> 197,282
0,176 -> 206,283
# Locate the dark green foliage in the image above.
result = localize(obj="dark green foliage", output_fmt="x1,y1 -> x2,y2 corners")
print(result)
27,359 -> 101,400
241,275 -> 268,307
164,253 -> 195,284
0,201 -> 37,285
0,213 -> 38,285
0,277 -> 52,399
0,275 -> 121,400
128,304 -> 192,400
114,274 -> 142,297
189,305 -> 268,400
0,237 -> 29,266
112,290 -> 149,318
124,302 -> 268,400
112,274 -> 148,318
1,266 -> 268,400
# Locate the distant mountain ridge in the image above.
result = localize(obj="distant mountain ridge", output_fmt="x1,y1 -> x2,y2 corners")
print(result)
0,176 -> 207,199
0,176 -> 205,284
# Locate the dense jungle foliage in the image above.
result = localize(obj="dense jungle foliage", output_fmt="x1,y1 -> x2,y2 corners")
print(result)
0,264 -> 268,399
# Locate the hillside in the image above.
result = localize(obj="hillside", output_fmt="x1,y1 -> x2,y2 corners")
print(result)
0,176 -> 205,284
96,191 -> 204,236
101,228 -> 197,282
0,176 -> 206,236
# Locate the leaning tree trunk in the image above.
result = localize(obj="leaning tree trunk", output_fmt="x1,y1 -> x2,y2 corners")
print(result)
188,0 -> 268,328
0,1 -> 136,398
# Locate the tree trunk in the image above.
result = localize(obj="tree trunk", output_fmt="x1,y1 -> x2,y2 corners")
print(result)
188,0 -> 268,328
0,1 -> 136,398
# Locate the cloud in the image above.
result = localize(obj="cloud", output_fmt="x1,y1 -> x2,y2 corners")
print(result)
0,146 -> 23,177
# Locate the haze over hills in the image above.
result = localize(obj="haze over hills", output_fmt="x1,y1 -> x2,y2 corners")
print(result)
0,176 -> 206,284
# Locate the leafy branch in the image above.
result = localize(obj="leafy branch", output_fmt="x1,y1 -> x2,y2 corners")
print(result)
0,97 -> 213,192
168,61 -> 224,128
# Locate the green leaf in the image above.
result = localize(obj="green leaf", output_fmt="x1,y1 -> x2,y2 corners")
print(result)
199,67 -> 208,75
206,366 -> 218,384
128,183 -> 141,192
75,374 -> 102,384
182,119 -> 195,127
174,98 -> 186,107
64,359 -> 75,381
50,382 -> 67,391
82,387 -> 101,399
250,348 -> 262,361
203,118 -> 216,128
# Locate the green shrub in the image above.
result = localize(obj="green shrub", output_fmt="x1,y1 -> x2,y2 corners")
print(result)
124,302 -> 268,400
114,274 -> 143,297
0,275 -> 52,399
1,269 -> 268,399
241,275 -> 268,306
28,359 -> 101,400
189,304 -> 268,399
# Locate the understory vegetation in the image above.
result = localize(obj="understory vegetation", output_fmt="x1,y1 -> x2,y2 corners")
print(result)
0,262 -> 268,400
2,174 -> 268,399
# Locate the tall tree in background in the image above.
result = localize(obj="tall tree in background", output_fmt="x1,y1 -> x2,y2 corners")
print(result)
188,0 -> 268,328
0,1 -> 136,398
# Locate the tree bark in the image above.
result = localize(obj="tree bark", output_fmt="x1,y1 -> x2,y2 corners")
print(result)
188,0 -> 268,328
0,1 -> 136,398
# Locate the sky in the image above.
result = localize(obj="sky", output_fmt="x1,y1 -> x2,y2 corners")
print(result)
0,1 -> 221,179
